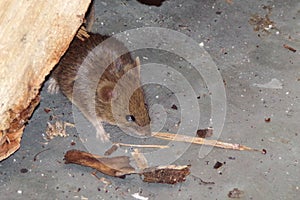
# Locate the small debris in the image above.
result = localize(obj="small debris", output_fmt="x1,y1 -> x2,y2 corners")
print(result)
171,104 -> 178,110
178,24 -> 191,31
44,121 -> 74,140
70,141 -> 76,146
228,188 -> 244,198
213,161 -> 223,169
99,177 -> 112,185
196,128 -> 213,138
80,196 -> 88,200
264,117 -> 271,123
33,148 -> 50,161
20,168 -> 28,173
44,107 -> 51,113
249,5 -> 276,34
262,149 -> 267,154
253,78 -> 283,89
249,13 -> 274,32
132,193 -> 149,200
199,178 -> 215,185
76,26 -> 90,41
283,44 -> 297,52
104,144 -> 119,156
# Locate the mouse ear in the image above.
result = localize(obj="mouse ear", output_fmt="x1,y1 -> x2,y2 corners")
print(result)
97,81 -> 117,103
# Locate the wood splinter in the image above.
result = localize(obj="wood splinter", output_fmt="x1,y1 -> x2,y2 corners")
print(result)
154,132 -> 262,152
283,44 -> 297,53
64,150 -> 135,177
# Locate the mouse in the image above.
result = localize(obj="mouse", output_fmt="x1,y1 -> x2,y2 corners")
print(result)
48,31 -> 151,141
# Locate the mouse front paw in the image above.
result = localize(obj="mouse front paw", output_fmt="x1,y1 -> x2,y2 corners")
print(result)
96,131 -> 110,142
95,123 -> 110,142
47,77 -> 60,94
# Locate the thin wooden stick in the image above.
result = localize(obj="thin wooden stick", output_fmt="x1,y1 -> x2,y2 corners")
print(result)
116,142 -> 169,149
153,132 -> 261,152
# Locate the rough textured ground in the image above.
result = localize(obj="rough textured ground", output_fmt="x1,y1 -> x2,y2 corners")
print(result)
1,0 -> 299,199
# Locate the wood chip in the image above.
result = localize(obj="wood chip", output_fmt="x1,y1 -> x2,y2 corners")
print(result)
64,150 -> 135,177
196,127 -> 213,138
283,44 -> 297,52
104,144 -> 119,156
141,165 -> 191,184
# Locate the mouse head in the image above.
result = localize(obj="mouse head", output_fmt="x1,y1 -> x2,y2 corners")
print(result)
96,57 -> 151,137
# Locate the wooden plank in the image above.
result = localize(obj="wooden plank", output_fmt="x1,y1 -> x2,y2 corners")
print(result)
0,0 -> 91,160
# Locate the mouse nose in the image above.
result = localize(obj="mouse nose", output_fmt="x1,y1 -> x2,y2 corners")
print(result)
122,124 -> 151,138
136,124 -> 151,137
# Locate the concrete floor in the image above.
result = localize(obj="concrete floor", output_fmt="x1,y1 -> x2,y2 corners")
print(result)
1,0 -> 300,199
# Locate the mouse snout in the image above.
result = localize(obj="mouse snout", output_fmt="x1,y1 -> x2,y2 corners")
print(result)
135,124 -> 151,137
120,123 -> 151,138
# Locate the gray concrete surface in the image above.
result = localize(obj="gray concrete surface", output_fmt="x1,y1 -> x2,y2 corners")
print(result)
1,0 -> 300,199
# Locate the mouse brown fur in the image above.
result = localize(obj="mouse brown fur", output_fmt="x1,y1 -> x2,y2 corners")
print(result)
48,32 -> 151,141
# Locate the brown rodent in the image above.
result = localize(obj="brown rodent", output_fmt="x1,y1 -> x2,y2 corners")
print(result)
48,32 -> 151,141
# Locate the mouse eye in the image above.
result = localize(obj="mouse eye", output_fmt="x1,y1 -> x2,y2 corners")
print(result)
125,115 -> 136,122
